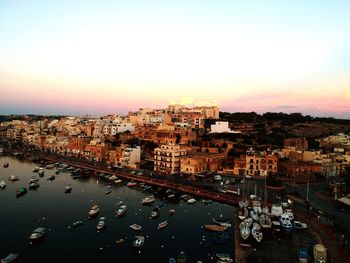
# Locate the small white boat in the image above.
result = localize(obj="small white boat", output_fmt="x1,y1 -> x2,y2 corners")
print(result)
259,213 -> 272,229
150,210 -> 159,219
239,200 -> 248,209
64,185 -> 72,193
187,198 -> 197,204
141,196 -> 155,205
72,221 -> 83,228
0,180 -> 6,189
32,167 -> 40,173
130,224 -> 142,231
252,200 -> 262,214
250,210 -> 259,221
96,217 -> 106,232
271,203 -> 283,217
8,175 -> 19,182
133,236 -> 145,248
279,213 -> 293,232
28,227 -> 46,241
284,208 -> 294,221
239,224 -> 250,240
169,209 -> 175,216
293,220 -> 308,230
158,220 -> 168,230
1,253 -> 19,263
88,205 -> 100,218
252,222 -> 263,242
116,205 -> 127,217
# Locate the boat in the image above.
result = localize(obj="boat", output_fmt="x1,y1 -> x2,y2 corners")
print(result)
29,177 -> 39,183
180,194 -> 189,200
114,179 -> 123,184
116,205 -> 127,217
45,164 -> 54,169
252,222 -> 263,242
239,219 -> 252,240
28,227 -> 46,241
133,236 -> 145,248
238,207 -> 249,220
279,213 -> 293,232
38,168 -> 45,176
294,220 -> 308,230
96,217 -> 107,232
272,220 -> 281,232
72,221 -> 83,228
150,209 -> 159,219
238,200 -> 248,209
116,238 -> 126,244
158,220 -> 168,230
187,198 -> 197,204
259,214 -> 272,229
313,244 -> 327,263
8,175 -> 19,182
141,196 -> 155,205
167,193 -> 176,199
130,224 -> 142,231
1,253 -> 18,263
16,187 -> 27,197
177,251 -> 187,263
105,189 -> 112,195
47,175 -> 55,181
169,258 -> 176,263
3,162 -> 9,168
271,203 -> 283,217
249,210 -> 259,221
214,175 -> 222,181
284,208 -> 294,221
212,217 -> 232,228
203,224 -> 227,232
64,185 -> 72,193
261,206 -> 269,214
0,181 -> 6,189
116,201 -> 123,206
29,182 -> 39,189
252,200 -> 262,214
202,199 -> 213,204
72,174 -> 81,179
243,217 -> 253,227
32,167 -> 40,172
169,209 -> 175,216
297,246 -> 309,263
88,205 -> 100,218
127,182 -> 137,187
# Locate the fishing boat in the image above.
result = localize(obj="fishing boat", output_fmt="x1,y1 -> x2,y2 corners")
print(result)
127,182 -> 137,187
212,217 -> 232,228
116,201 -> 123,206
16,187 -> 27,197
252,200 -> 262,214
252,222 -> 263,242
38,168 -> 45,176
279,213 -> 293,232
130,224 -> 142,231
141,196 -> 155,205
96,217 -> 107,232
217,255 -> 233,263
32,167 -> 40,173
29,182 -> 39,189
239,200 -> 248,209
203,224 -> 227,232
1,253 -> 18,263
169,209 -> 175,216
297,246 -> 309,263
313,244 -> 327,263
271,203 -> 283,217
238,207 -> 249,220
114,179 -> 123,184
105,189 -> 112,195
284,208 -> 294,221
187,198 -> 197,204
133,236 -> 145,248
249,210 -> 259,221
177,251 -> 187,263
239,224 -> 250,240
116,205 -> 127,217
47,175 -> 55,181
28,227 -> 46,241
88,205 -> 100,218
293,221 -> 308,230
116,238 -> 126,244
259,213 -> 272,229
0,181 -> 6,189
158,220 -> 168,230
72,221 -> 83,228
3,162 -> 9,168
150,209 -> 159,219
64,185 -> 72,193
8,175 -> 19,182
169,258 -> 176,263
272,220 -> 281,232
202,199 -> 213,204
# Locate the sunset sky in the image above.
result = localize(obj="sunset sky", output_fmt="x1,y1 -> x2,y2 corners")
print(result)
0,0 -> 350,117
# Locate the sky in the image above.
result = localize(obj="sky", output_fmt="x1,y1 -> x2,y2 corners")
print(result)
0,0 -> 350,118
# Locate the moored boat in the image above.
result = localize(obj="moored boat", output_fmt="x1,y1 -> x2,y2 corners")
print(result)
252,222 -> 263,242
127,182 -> 137,187
294,220 -> 308,230
212,217 -> 232,228
64,185 -> 72,193
47,175 -> 55,181
0,180 -> 6,189
88,205 -> 100,218
187,198 -> 197,204
28,227 -> 46,241
158,220 -> 168,230
141,196 -> 155,205
259,213 -> 272,229
16,187 -> 27,197
116,205 -> 127,217
279,213 -> 293,232
96,217 -> 107,232
3,162 -> 9,168
169,209 -> 175,216
203,224 -> 227,232
72,221 -> 83,228
130,224 -> 142,231
150,209 -> 159,219
105,189 -> 112,195
8,175 -> 19,182
133,236 -> 145,248
1,253 -> 18,263
29,182 -> 40,189
32,167 -> 40,173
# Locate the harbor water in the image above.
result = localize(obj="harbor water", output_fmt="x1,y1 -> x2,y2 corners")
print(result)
0,156 -> 235,262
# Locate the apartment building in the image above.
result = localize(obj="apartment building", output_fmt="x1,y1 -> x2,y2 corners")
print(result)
154,144 -> 186,175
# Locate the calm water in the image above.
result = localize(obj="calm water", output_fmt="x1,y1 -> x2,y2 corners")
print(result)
0,156 -> 234,263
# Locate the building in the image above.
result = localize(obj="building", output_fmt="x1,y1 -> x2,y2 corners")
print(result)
119,146 -> 141,168
284,137 -> 308,151
154,144 -> 186,175
181,152 -> 225,177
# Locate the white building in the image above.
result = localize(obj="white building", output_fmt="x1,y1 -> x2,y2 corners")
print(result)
120,146 -> 141,168
210,121 -> 240,133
